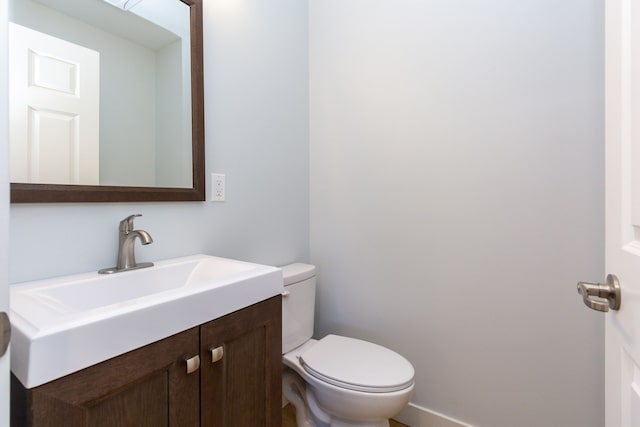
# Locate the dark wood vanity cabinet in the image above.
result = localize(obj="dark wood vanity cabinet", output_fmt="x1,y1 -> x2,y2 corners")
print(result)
12,327 -> 201,427
200,295 -> 282,426
11,296 -> 282,427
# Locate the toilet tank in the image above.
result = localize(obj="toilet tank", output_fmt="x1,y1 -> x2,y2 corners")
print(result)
281,263 -> 316,353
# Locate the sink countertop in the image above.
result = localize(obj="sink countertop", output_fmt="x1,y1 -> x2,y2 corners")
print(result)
10,254 -> 283,388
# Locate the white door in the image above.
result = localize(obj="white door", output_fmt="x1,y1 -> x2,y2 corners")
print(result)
600,0 -> 640,425
1,5 -> 11,427
9,23 -> 100,185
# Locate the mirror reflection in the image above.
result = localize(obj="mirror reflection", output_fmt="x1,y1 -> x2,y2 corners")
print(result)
8,0 -> 193,188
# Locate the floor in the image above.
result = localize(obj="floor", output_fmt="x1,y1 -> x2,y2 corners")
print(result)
282,404 -> 409,426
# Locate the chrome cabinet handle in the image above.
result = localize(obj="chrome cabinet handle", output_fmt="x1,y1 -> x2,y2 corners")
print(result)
210,346 -> 224,363
0,312 -> 10,358
577,274 -> 621,312
185,355 -> 200,374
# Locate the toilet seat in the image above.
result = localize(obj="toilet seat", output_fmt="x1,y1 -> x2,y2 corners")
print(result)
299,335 -> 414,393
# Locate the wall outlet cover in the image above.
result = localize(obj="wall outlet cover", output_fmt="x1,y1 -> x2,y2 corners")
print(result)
211,173 -> 225,202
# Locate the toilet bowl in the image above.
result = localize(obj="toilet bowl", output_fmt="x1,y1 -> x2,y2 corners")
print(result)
281,263 -> 414,427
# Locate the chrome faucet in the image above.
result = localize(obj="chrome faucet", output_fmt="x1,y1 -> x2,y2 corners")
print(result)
99,214 -> 154,274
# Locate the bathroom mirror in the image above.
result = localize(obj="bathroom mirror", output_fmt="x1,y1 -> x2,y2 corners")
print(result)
9,0 -> 205,203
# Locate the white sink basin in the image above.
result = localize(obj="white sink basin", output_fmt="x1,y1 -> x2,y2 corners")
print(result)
10,254 -> 283,388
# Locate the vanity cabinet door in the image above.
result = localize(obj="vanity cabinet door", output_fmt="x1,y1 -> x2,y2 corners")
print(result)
200,296 -> 282,427
12,327 -> 200,427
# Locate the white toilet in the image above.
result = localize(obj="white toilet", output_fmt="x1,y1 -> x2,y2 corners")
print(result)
281,263 -> 415,427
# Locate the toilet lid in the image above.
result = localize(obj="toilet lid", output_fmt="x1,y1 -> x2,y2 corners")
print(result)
299,335 -> 415,393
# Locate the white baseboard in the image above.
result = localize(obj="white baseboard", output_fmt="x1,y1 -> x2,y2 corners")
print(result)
393,403 -> 473,427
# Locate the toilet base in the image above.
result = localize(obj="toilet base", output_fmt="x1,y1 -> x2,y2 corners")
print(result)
283,368 -> 391,427
283,369 -> 316,427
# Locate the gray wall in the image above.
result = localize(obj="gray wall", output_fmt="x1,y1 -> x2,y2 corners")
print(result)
8,0 -> 309,284
5,1 -> 606,426
308,1 -> 604,426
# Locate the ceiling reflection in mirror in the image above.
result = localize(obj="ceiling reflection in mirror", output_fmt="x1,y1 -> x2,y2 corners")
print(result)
8,0 -> 193,188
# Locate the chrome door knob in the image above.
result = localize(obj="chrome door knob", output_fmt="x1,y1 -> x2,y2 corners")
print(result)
577,274 -> 621,312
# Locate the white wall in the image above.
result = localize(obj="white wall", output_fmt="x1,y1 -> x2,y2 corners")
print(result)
1,1 -> 10,425
309,1 -> 604,426
154,38 -> 181,185
8,0 -> 310,285
156,39 -> 191,188
134,0 -> 193,187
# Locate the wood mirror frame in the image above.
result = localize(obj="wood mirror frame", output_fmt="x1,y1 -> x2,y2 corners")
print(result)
10,0 -> 205,203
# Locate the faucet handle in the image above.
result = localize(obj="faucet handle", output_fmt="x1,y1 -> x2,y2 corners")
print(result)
119,214 -> 142,234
